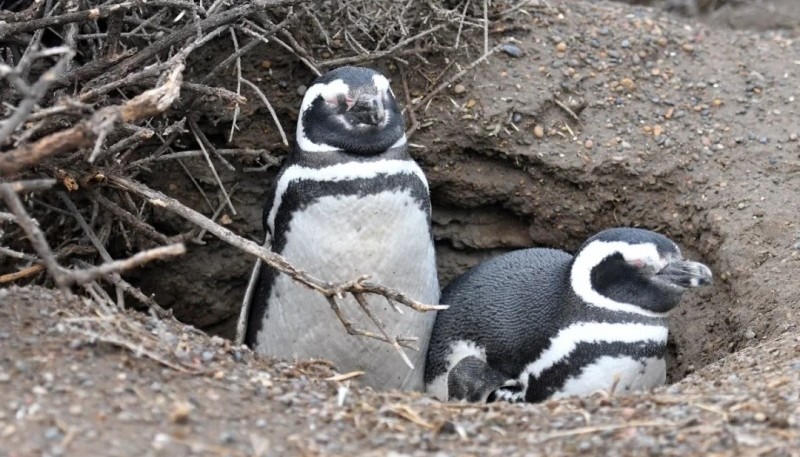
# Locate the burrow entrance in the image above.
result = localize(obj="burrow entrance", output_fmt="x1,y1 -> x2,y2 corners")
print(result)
124,140 -> 738,387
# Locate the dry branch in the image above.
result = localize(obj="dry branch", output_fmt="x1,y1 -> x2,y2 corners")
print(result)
96,0 -> 301,85
66,244 -> 186,285
109,175 -> 445,361
0,180 -> 69,289
0,2 -> 138,39
0,0 -> 485,360
0,64 -> 184,175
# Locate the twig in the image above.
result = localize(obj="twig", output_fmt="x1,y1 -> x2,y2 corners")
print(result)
322,296 -> 417,350
454,0 -> 471,51
152,148 -> 270,162
0,47 -> 75,145
89,190 -> 170,245
552,97 -> 581,122
187,118 -> 237,214
187,117 -> 235,171
1,179 -> 57,193
317,23 -> 448,68
199,13 -> 297,85
532,421 -> 678,443
66,244 -> 186,285
399,66 -> 419,138
238,22 -> 321,79
0,64 -> 184,175
0,2 -> 138,39
101,128 -> 154,160
97,0 -> 300,84
240,77 -> 288,147
176,159 -> 215,213
0,245 -> 38,261
354,292 -> 413,369
412,44 -> 502,124
0,264 -> 46,283
483,0 -> 489,55
194,183 -> 239,243
58,191 -> 125,305
74,259 -> 170,317
228,27 -> 243,143
0,181 -> 68,289
109,176 -> 444,358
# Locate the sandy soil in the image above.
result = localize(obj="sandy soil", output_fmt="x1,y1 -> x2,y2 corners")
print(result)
2,284 -> 799,456
2,0 -> 800,455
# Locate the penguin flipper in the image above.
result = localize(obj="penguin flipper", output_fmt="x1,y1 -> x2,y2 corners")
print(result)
447,356 -> 513,403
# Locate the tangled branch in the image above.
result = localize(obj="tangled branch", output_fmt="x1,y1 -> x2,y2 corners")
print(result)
0,0 -> 502,365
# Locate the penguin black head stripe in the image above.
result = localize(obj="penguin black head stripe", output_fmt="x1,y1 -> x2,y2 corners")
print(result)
425,227 -> 712,403
572,227 -> 713,316
297,66 -> 405,155
241,66 -> 439,392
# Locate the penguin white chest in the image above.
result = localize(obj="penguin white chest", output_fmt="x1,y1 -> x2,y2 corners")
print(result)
553,355 -> 666,399
256,189 -> 439,390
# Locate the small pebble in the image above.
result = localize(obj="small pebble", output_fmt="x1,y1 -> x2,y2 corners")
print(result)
220,431 -> 236,444
790,133 -> 798,142
500,44 -> 523,58
621,39 -> 630,48
169,401 -> 193,424
296,85 -> 307,96
555,42 -> 567,53
453,84 -> 465,94
621,141 -> 632,149
533,125 -> 544,138
584,140 -> 593,149
745,329 -> 756,339
260,60 -> 272,70
759,136 -> 769,144
44,427 -> 62,441
620,78 -> 636,92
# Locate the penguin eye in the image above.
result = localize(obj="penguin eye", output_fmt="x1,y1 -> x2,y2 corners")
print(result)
324,95 -> 355,113
627,259 -> 645,268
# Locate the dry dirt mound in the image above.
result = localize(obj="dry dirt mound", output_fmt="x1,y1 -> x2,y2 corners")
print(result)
2,286 -> 800,456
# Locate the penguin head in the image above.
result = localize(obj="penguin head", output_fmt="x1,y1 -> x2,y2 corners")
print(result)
296,66 -> 405,155
570,227 -> 713,316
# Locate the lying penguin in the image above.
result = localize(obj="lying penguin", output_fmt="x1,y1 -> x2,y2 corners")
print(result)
424,227 -> 712,402
237,66 -> 440,391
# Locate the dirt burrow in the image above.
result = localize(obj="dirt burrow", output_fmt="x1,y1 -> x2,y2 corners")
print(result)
124,0 -> 800,387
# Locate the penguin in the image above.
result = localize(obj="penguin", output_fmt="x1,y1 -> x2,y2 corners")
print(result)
424,227 -> 712,403
237,66 -> 440,391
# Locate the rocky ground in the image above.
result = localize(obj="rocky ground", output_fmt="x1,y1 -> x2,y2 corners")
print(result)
2,0 -> 800,455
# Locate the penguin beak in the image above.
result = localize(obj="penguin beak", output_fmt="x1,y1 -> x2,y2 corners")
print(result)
655,260 -> 713,288
349,94 -> 385,126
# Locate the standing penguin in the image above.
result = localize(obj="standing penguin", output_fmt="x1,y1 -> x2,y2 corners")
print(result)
239,67 -> 439,391
425,227 -> 712,402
